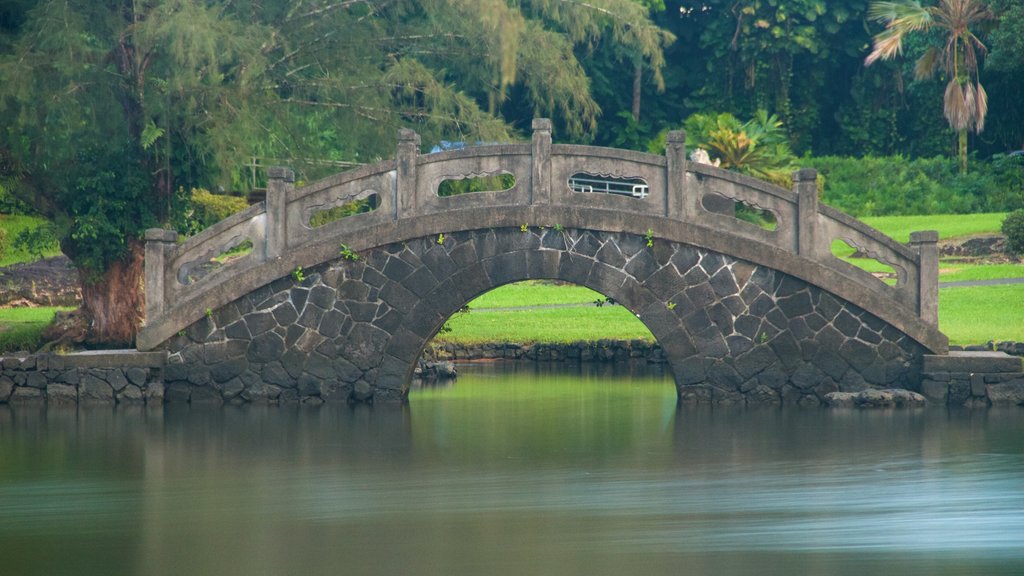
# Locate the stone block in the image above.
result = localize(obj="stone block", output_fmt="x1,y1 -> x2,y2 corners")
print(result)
9,387 -> 43,402
987,380 -> 1024,406
920,379 -> 949,403
923,352 -> 1022,374
46,384 -> 77,403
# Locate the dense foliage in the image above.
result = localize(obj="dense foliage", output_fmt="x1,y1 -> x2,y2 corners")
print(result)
816,153 -> 1024,216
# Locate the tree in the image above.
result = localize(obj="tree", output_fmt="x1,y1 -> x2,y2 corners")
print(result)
865,0 -> 995,172
0,0 -> 668,346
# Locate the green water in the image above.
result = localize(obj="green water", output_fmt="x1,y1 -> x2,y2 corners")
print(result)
1,363 -> 1023,575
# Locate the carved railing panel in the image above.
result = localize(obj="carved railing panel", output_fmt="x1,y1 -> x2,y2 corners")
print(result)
166,204 -> 266,300
550,145 -> 666,216
416,145 -> 531,215
687,164 -> 797,252
818,205 -> 920,310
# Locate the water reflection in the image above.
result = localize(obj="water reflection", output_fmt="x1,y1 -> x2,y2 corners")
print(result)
0,364 -> 1022,576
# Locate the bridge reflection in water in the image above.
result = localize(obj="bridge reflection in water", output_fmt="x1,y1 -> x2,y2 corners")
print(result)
140,119 -> 947,406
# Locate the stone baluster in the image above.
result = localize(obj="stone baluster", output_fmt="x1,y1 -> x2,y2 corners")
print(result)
396,129 -> 420,219
910,230 -> 939,325
531,118 -> 552,205
794,168 -> 821,258
665,130 -> 688,219
265,166 -> 294,260
144,228 -> 178,321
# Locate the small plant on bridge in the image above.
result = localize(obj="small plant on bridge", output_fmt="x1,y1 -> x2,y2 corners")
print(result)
437,233 -> 446,245
205,308 -> 213,319
644,228 -> 655,248
339,243 -> 360,261
291,266 -> 306,283
666,301 -> 676,310
520,224 -> 529,233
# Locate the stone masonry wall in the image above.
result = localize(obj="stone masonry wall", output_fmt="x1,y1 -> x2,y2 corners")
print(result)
0,351 -> 165,405
163,227 -> 930,406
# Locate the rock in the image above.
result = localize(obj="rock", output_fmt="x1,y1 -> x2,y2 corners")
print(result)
825,389 -> 927,408
415,360 -> 457,380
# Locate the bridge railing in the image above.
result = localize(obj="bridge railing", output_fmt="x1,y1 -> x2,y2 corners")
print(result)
142,118 -> 939,349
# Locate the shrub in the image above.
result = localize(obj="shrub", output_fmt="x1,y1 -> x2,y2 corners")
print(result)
1002,210 -> 1024,255
812,155 -> 1022,217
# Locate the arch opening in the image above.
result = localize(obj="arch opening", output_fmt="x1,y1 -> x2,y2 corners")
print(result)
412,279 -> 674,394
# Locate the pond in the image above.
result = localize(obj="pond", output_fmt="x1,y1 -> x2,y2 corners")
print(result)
1,362 -> 1023,575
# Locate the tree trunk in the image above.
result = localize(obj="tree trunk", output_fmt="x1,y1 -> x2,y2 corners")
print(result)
78,238 -> 146,346
958,129 -> 968,174
631,62 -> 642,122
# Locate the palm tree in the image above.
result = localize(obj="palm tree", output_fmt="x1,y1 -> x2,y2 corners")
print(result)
865,0 -> 995,173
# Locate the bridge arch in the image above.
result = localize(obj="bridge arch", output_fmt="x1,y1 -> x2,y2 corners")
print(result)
143,119 -> 946,405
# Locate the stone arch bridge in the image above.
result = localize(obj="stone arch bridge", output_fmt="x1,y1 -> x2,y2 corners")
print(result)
140,119 -> 947,405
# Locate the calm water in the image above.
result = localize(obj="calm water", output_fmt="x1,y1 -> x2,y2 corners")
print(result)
1,362 -> 1023,576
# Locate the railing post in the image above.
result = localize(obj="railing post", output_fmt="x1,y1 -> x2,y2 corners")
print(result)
397,128 -> 420,219
794,168 -> 821,258
144,228 -> 178,321
265,166 -> 294,260
665,130 -> 687,219
531,118 -> 552,205
910,230 -> 939,325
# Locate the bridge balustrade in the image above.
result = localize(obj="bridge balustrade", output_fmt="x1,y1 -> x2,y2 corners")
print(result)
141,118 -> 940,351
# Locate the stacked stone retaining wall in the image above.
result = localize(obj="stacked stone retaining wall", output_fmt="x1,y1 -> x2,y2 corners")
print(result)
0,351 -> 165,405
921,352 -> 1024,407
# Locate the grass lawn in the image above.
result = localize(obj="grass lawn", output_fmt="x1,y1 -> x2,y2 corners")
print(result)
940,284 -> 1024,346
0,307 -> 71,353
468,281 -> 605,308
439,305 -> 654,344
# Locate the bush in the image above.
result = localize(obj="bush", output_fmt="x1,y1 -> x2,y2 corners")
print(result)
813,155 -> 1024,216
1003,210 -> 1024,255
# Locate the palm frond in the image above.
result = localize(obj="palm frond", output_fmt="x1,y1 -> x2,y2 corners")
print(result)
865,30 -> 905,65
974,82 -> 987,133
943,81 -> 969,132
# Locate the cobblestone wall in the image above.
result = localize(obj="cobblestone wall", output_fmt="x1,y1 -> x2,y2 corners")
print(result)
163,227 -> 929,406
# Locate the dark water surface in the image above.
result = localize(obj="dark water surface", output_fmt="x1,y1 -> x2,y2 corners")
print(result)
2,363 -> 1023,575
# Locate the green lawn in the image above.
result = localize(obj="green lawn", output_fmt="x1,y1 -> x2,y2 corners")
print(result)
0,307 -> 72,353
469,281 -> 603,308
440,305 -> 654,344
940,284 -> 1024,345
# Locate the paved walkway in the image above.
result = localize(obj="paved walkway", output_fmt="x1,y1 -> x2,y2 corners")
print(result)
939,277 -> 1024,288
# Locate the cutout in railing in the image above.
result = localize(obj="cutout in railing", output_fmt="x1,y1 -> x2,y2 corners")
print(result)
569,173 -> 649,199
831,238 -> 905,286
177,238 -> 254,286
701,193 -> 778,231
437,172 -> 516,197
308,192 -> 380,228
